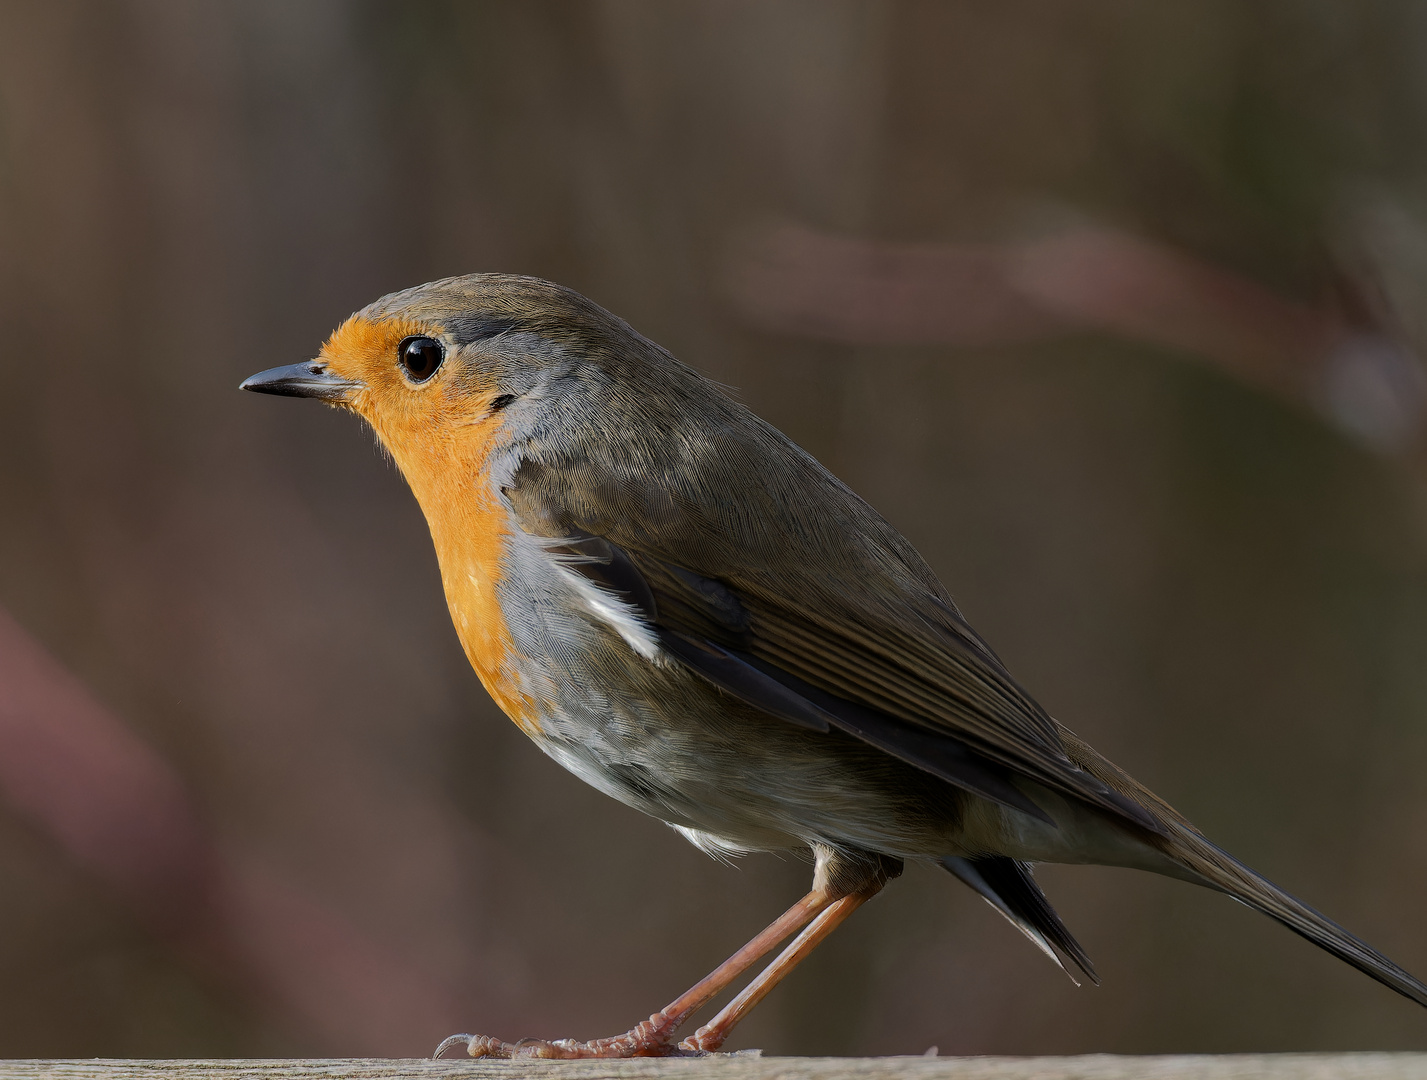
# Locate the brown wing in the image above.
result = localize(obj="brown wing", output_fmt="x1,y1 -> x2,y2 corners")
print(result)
644,550 -> 1159,830
533,514 -> 1159,833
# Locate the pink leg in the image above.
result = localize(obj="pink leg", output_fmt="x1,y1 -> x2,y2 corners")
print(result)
678,891 -> 873,1053
433,889 -> 833,1059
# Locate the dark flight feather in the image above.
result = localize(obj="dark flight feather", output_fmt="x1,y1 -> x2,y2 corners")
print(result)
657,631 -> 831,734
941,855 -> 1097,985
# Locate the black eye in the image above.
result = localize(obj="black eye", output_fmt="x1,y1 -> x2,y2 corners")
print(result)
398,336 -> 444,383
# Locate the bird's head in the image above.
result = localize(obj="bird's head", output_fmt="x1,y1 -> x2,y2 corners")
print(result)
241,273 -> 643,490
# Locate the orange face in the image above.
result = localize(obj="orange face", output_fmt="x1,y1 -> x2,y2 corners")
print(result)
317,313 -> 542,736
318,314 -> 496,472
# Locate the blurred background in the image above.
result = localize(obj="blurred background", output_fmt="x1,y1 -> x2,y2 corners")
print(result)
2,0 -> 1427,1059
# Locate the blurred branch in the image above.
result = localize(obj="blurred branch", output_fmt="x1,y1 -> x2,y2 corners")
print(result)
726,224 -> 1068,348
726,222 -> 1427,454
0,609 -> 210,921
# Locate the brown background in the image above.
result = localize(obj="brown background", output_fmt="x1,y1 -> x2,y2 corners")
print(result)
2,0 -> 1427,1059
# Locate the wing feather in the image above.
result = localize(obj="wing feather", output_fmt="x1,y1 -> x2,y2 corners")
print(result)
541,510 -> 1158,832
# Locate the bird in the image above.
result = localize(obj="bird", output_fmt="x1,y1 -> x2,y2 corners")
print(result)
242,273 -> 1427,1057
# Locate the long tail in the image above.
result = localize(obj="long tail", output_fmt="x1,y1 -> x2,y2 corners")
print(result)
1057,726 -> 1427,1007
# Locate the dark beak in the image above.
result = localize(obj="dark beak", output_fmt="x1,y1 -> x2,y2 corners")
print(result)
240,361 -> 359,401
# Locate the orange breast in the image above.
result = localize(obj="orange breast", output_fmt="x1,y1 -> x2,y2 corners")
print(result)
319,314 -> 544,738
426,478 -> 544,739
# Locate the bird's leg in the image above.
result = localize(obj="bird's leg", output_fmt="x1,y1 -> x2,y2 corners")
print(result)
678,889 -> 874,1053
434,888 -> 832,1059
677,846 -> 900,1054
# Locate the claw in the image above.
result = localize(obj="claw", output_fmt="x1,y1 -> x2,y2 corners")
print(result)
429,1016 -> 688,1060
431,1034 -> 475,1059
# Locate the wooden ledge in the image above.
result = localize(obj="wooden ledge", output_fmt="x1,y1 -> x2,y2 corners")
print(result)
3,1057 -> 1423,1080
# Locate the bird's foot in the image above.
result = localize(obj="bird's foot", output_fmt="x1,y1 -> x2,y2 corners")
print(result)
432,1013 -> 703,1059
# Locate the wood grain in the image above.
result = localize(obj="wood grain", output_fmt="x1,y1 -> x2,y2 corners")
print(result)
4,1057 -> 1424,1080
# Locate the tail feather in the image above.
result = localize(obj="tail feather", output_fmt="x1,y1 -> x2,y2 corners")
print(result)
1058,725 -> 1427,1008
1168,820 -> 1427,1006
942,854 -> 1098,986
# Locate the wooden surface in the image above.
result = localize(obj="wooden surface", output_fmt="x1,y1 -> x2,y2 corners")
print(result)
2,1057 -> 1424,1080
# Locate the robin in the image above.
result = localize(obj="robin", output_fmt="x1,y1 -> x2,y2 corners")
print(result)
242,274 -> 1427,1057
